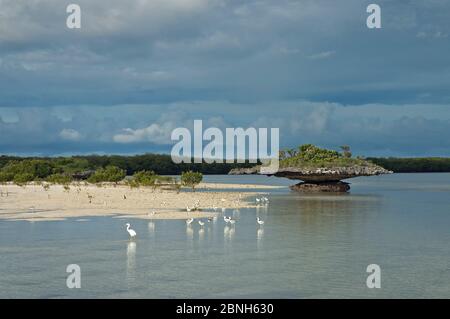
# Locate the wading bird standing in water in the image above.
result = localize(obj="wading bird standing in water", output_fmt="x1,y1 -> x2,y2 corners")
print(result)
125,223 -> 137,239
186,218 -> 194,225
257,217 -> 265,226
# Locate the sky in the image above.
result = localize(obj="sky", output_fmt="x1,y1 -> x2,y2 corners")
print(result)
0,0 -> 449,157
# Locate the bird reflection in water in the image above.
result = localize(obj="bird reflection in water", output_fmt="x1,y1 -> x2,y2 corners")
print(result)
198,228 -> 205,240
224,225 -> 235,241
257,227 -> 264,251
186,224 -> 194,240
126,241 -> 136,284
148,221 -> 155,235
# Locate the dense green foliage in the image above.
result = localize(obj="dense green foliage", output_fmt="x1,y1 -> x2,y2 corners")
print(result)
181,171 -> 203,191
279,144 -> 370,168
44,173 -> 73,185
0,154 -> 253,175
367,157 -> 450,173
131,170 -> 176,187
0,150 -> 449,184
87,166 -> 126,183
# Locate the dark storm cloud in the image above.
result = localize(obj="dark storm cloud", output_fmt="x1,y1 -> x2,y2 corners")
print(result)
0,0 -> 449,155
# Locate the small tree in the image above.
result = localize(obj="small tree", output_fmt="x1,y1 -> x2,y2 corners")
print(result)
181,171 -> 203,192
88,166 -> 126,184
340,145 -> 352,158
133,170 -> 157,187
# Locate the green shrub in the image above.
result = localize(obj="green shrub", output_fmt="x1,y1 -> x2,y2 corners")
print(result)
279,144 -> 371,169
133,170 -> 157,186
181,171 -> 203,191
13,173 -> 34,185
88,166 -> 126,183
0,172 -> 14,183
46,173 -> 73,185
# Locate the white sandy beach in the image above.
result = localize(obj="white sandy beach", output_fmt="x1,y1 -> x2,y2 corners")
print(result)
0,182 -> 281,221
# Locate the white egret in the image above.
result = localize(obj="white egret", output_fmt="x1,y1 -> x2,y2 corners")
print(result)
198,220 -> 205,227
186,218 -> 194,225
257,217 -> 265,225
125,223 -> 137,239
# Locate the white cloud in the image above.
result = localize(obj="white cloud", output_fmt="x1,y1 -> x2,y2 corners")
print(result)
308,50 -> 335,60
60,128 -> 82,141
113,122 -> 175,144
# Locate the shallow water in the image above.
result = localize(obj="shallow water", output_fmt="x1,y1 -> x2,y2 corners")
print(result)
0,173 -> 449,298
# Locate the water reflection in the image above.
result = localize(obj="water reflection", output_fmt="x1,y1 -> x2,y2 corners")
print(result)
198,228 -> 205,240
148,221 -> 155,235
257,227 -> 264,254
256,205 -> 268,215
257,227 -> 264,241
186,225 -> 194,240
126,241 -> 136,284
224,225 -> 235,242
1,174 -> 449,298
274,193 -> 382,235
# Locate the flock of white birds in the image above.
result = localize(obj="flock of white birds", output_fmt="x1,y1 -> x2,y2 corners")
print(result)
125,195 -> 268,239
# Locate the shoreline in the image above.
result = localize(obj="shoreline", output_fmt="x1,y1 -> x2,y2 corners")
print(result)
0,183 -> 280,222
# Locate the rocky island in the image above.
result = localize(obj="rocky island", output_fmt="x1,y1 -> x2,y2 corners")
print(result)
229,144 -> 392,192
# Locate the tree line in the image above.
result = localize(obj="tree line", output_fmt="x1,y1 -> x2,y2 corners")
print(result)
0,154 -> 255,177
1,153 -> 449,178
366,157 -> 450,173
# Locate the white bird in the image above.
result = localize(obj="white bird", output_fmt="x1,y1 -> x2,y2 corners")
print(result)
262,197 -> 269,202
257,217 -> 265,225
198,220 -> 205,227
207,217 -> 213,223
256,198 -> 261,203
148,211 -> 156,216
223,216 -> 231,223
186,206 -> 192,212
186,218 -> 194,225
125,223 -> 137,239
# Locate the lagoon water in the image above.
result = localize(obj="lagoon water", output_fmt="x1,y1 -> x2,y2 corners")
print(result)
0,173 -> 449,298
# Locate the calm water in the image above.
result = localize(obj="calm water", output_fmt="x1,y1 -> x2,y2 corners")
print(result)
0,174 -> 449,298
